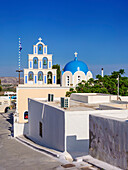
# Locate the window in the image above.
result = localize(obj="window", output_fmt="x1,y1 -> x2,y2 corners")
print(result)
39,122 -> 42,137
35,75 -> 37,84
30,61 -> 32,68
44,47 -> 46,54
25,76 -> 27,84
33,57 -> 38,69
67,76 -> 70,86
78,76 -> 81,83
28,71 -> 34,81
54,76 -> 56,84
38,71 -> 43,81
38,44 -> 43,54
49,61 -> 51,69
24,111 -> 28,119
39,61 -> 41,68
43,57 -> 48,69
47,72 -> 52,84
35,47 -> 36,54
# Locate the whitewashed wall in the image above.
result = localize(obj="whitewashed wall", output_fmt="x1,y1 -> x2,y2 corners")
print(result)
65,111 -> 90,158
13,122 -> 29,137
28,99 -> 65,152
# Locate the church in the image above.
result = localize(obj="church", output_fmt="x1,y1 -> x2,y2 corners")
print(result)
61,52 -> 92,87
23,37 -> 93,87
14,37 -> 93,136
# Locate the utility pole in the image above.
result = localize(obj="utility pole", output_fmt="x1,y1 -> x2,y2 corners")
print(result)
117,75 -> 119,100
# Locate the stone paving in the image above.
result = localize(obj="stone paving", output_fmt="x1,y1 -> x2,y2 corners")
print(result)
0,110 -> 61,170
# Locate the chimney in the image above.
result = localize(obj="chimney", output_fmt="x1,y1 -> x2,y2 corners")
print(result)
101,68 -> 104,77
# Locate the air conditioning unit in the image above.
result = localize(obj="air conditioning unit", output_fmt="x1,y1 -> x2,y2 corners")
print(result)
48,94 -> 54,102
61,97 -> 70,108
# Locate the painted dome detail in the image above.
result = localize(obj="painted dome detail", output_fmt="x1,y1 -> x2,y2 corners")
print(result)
64,53 -> 88,75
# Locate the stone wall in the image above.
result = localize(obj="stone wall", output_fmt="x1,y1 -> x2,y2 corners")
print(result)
89,115 -> 128,169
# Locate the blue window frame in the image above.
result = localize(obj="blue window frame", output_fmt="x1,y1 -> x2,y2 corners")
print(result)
25,76 -> 27,84
35,76 -> 37,84
54,76 -> 56,84
49,61 -> 51,69
44,47 -> 46,54
30,61 -> 32,68
35,47 -> 36,54
40,61 -> 41,68
44,76 -> 46,84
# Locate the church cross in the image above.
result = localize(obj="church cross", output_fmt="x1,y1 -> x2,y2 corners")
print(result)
38,37 -> 42,42
74,52 -> 78,57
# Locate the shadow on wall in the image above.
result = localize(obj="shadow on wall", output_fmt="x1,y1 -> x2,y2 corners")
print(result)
66,135 -> 89,158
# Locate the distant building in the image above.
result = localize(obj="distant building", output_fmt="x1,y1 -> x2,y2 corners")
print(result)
61,52 -> 93,87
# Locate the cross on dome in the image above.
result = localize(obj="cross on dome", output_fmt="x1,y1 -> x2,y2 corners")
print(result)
74,52 -> 78,57
38,37 -> 42,42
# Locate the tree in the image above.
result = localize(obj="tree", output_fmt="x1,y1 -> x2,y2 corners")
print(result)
65,69 -> 128,96
52,64 -> 61,84
119,69 -> 125,75
0,86 -> 2,92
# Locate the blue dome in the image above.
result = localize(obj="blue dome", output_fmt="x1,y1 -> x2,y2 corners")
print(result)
64,57 -> 88,75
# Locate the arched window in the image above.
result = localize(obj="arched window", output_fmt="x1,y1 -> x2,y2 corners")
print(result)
24,111 -> 28,119
38,44 -> 43,54
33,57 -> 38,69
38,71 -> 43,81
28,71 -> 34,81
66,76 -> 70,86
47,71 -> 52,84
78,75 -> 81,83
43,57 -> 48,69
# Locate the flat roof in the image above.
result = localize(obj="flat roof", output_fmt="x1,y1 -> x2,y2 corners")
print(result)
38,99 -> 95,111
35,98 -> 128,112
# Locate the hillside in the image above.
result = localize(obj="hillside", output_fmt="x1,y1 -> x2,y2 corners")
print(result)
0,77 -> 24,85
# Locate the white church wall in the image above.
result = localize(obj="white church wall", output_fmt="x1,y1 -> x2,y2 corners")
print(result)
74,71 -> 86,85
28,99 -> 65,152
62,71 -> 72,87
65,111 -> 90,157
87,71 -> 93,81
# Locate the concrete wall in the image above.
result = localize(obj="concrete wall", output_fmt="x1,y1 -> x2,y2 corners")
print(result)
17,87 -> 69,123
28,99 -> 65,152
0,97 -> 10,112
89,114 -> 128,169
70,93 -> 110,104
13,122 -> 29,137
70,93 -> 88,103
65,111 -> 89,158
120,96 -> 128,102
88,95 -> 110,104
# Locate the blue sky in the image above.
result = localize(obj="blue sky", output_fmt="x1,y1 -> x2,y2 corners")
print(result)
0,0 -> 128,78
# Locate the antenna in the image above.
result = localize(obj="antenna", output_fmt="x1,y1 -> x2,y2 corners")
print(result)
16,37 -> 23,84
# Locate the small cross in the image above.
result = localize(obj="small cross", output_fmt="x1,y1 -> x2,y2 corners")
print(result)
74,52 -> 78,57
38,37 -> 42,42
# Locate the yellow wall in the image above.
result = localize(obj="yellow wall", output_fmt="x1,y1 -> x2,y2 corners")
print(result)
17,87 -> 69,123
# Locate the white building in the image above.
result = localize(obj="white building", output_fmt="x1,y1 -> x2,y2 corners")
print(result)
27,93 -> 128,158
61,52 -> 93,87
